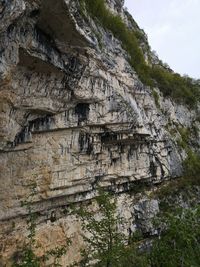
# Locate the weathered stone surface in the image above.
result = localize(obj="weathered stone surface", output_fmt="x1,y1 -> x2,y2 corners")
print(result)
0,0 -> 199,265
134,199 -> 159,236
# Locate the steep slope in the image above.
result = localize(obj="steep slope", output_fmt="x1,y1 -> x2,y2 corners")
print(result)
0,0 -> 200,265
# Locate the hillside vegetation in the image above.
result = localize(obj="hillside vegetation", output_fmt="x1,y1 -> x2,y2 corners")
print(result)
81,0 -> 200,108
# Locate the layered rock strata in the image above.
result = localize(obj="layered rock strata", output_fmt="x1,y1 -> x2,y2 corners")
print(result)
0,0 -> 199,265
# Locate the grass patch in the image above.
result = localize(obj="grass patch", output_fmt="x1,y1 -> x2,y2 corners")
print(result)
177,127 -> 190,149
152,89 -> 160,109
183,149 -> 200,179
80,0 -> 200,108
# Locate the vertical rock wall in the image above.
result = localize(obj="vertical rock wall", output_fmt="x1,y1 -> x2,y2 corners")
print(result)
0,0 -> 199,265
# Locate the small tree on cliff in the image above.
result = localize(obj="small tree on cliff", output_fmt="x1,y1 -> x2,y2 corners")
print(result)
74,189 -> 148,267
74,189 -> 127,266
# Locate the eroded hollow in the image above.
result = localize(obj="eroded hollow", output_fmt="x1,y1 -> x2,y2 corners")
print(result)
37,0 -> 87,46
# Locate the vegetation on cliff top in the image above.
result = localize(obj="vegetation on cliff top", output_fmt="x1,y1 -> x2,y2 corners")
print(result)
81,0 -> 200,108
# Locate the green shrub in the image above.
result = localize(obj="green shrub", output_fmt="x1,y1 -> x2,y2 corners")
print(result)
74,190 -> 128,266
74,189 -> 148,267
74,189 -> 200,267
183,150 -> 200,181
150,207 -> 200,267
177,127 -> 190,149
81,0 -> 200,108
152,90 -> 160,108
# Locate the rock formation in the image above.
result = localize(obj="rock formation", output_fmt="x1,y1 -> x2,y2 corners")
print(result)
0,0 -> 199,265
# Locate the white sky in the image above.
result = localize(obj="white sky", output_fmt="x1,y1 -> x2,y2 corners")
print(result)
124,0 -> 200,79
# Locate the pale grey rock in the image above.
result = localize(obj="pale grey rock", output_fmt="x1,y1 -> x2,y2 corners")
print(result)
0,0 -> 199,264
134,199 -> 159,236
0,0 -> 196,217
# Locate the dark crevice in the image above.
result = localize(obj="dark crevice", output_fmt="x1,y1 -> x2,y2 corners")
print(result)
100,132 -> 118,144
75,103 -> 90,125
149,160 -> 157,177
78,132 -> 93,154
10,115 -> 54,147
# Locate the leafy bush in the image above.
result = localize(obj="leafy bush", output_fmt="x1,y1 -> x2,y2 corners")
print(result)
81,0 -> 200,108
74,190 -> 128,266
13,248 -> 40,267
74,189 -> 149,267
177,127 -> 190,149
150,207 -> 200,267
183,150 -> 200,181
75,189 -> 200,267
152,90 -> 160,109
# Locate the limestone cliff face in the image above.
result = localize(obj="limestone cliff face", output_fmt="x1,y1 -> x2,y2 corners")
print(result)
0,0 -> 199,265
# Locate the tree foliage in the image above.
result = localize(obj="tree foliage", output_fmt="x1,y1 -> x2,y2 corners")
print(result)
74,190 -> 129,266
12,185 -> 200,267
75,189 -> 200,267
150,207 -> 200,267
74,190 -> 149,267
183,150 -> 200,180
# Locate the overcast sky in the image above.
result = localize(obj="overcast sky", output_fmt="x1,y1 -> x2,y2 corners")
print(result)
124,0 -> 200,79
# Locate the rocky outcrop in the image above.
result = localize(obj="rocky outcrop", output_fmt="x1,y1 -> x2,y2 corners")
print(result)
0,0 -> 199,265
